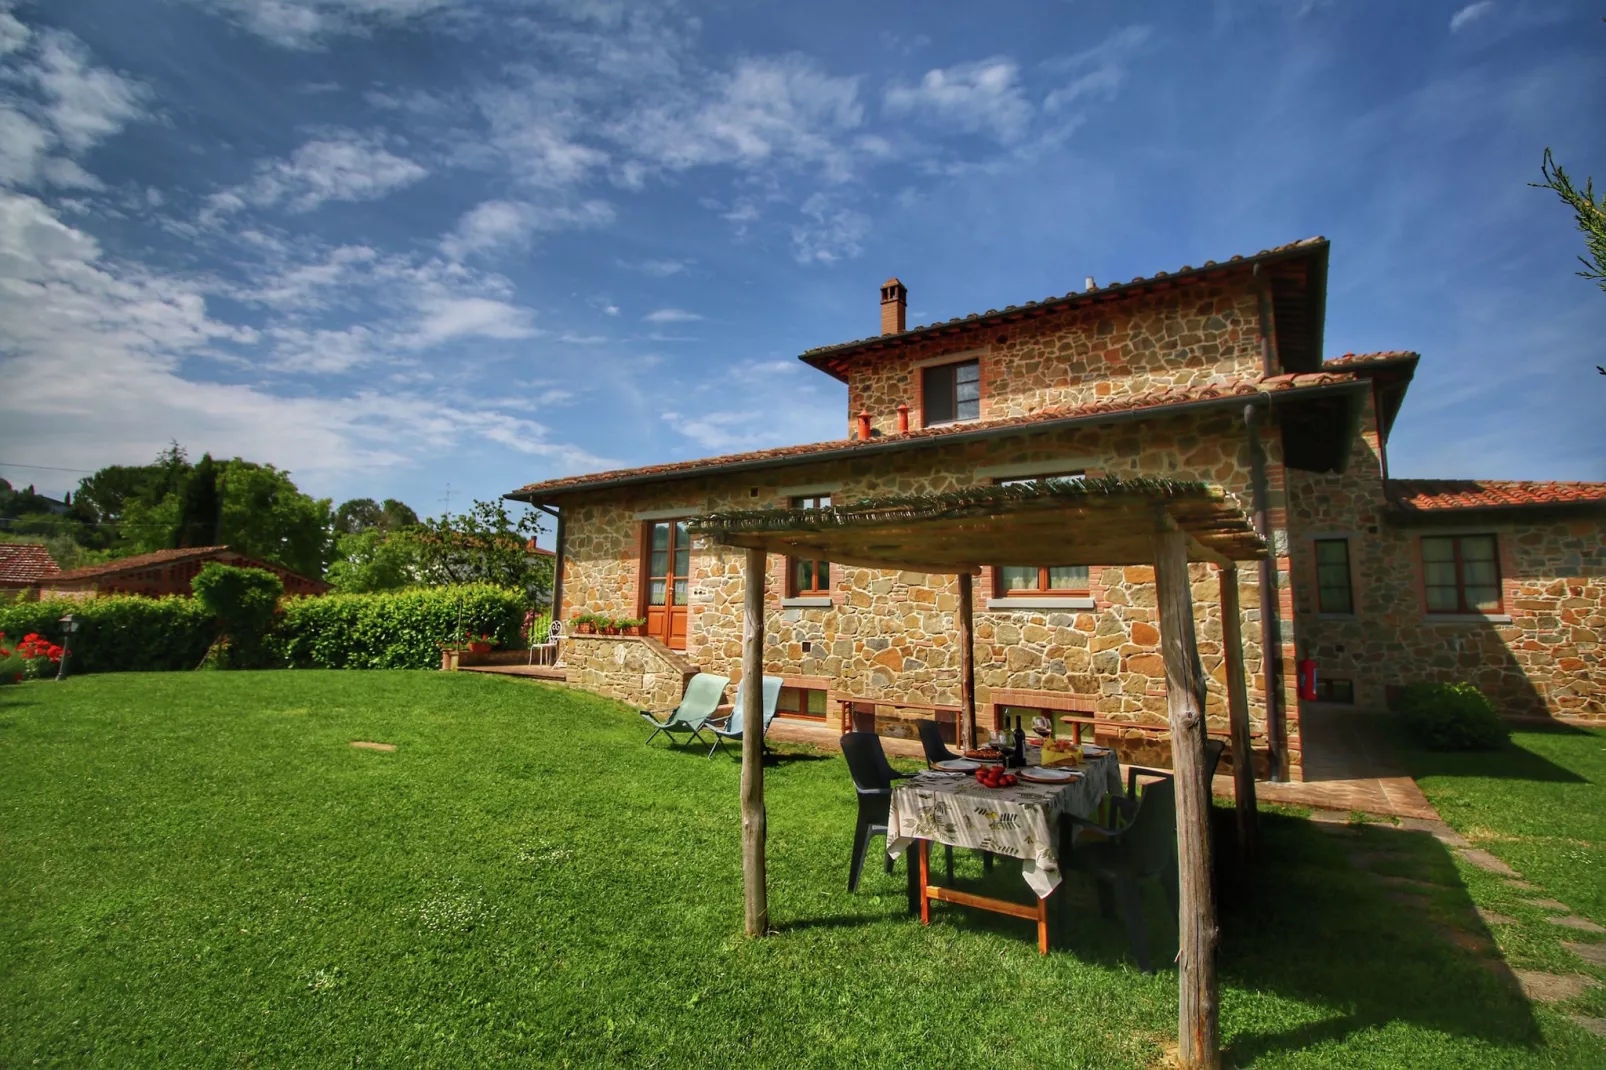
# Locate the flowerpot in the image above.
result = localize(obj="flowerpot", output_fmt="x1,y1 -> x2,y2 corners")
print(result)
602,627 -> 619,636
441,650 -> 460,671
468,642 -> 493,655
623,626 -> 641,637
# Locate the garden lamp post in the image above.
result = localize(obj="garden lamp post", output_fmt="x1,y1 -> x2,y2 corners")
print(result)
56,613 -> 78,681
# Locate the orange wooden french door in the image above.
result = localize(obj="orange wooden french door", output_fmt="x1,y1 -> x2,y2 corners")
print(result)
642,519 -> 691,649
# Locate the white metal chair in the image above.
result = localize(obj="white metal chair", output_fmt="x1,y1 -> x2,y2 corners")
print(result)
528,618 -> 563,666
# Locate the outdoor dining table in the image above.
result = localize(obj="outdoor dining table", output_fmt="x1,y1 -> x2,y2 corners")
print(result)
886,748 -> 1123,954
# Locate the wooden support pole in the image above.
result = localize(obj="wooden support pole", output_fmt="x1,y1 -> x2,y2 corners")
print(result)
740,546 -> 769,937
1154,529 -> 1220,1070
1218,563 -> 1260,862
957,571 -> 977,751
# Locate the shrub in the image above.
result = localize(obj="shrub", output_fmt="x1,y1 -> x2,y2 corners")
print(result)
0,597 -> 216,674
1394,682 -> 1510,751
192,564 -> 284,668
269,584 -> 524,670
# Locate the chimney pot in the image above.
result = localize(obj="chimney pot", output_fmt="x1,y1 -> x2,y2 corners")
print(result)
1085,276 -> 1096,292
896,403 -> 909,433
879,277 -> 907,335
856,410 -> 872,440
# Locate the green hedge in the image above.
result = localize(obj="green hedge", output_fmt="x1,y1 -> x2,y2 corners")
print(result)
0,585 -> 526,674
269,585 -> 524,670
1394,681 -> 1510,751
0,596 -> 215,673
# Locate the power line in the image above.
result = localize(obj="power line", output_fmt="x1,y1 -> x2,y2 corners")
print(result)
0,462 -> 97,473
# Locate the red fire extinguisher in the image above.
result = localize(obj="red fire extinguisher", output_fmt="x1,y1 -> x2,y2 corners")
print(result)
1297,656 -> 1318,702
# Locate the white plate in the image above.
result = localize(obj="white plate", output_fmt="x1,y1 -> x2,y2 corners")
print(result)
933,758 -> 981,772
1019,767 -> 1081,783
1079,744 -> 1108,756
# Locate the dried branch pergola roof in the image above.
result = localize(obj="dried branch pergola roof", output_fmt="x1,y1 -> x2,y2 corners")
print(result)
690,476 -> 1266,574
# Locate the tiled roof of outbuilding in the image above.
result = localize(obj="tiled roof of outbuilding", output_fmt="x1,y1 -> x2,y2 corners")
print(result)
1322,351 -> 1419,369
509,370 -> 1363,501
0,543 -> 61,586
1387,480 -> 1606,513
45,546 -> 232,584
798,237 -> 1329,375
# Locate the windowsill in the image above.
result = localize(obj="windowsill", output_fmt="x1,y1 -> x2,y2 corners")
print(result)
922,417 -> 982,431
781,597 -> 833,608
985,596 -> 1095,611
1424,613 -> 1513,624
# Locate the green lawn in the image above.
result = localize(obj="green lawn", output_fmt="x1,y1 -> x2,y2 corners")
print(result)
1,673 -> 1601,1068
1403,722 -> 1606,989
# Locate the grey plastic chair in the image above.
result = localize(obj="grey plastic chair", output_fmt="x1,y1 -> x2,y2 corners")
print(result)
641,673 -> 730,747
706,675 -> 784,758
1067,777 -> 1179,974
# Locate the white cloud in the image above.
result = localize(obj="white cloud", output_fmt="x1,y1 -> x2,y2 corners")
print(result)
411,295 -> 539,345
884,58 -> 1033,144
643,307 -> 703,323
602,304 -> 620,316
203,131 -> 426,218
187,0 -> 455,50
0,21 -> 149,188
630,257 -> 690,277
476,74 -> 611,188
791,192 -> 869,264
440,197 -> 614,261
613,55 -> 866,181
0,190 -> 596,487
1042,26 -> 1152,113
1449,2 -> 1494,32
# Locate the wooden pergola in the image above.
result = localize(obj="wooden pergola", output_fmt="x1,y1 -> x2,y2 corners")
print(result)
690,476 -> 1267,1070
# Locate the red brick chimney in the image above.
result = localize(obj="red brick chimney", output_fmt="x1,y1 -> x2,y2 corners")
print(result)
880,278 -> 907,335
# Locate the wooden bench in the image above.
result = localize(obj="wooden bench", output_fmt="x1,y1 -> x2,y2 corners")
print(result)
836,696 -> 961,742
1058,714 -> 1265,745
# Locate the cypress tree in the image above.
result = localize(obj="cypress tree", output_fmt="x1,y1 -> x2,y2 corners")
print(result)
175,453 -> 221,548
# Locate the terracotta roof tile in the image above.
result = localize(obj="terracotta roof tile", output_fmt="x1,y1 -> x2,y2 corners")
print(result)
45,545 -> 232,584
1322,351 -> 1419,369
510,371 -> 1361,500
799,236 -> 1328,370
0,543 -> 61,585
1387,480 -> 1606,513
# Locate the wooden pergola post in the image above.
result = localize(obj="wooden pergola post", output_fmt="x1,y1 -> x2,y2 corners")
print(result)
1218,563 -> 1259,861
956,571 -> 977,750
1153,529 -> 1220,1070
740,546 -> 769,937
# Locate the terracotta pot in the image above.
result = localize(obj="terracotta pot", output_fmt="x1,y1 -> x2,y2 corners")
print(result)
441,650 -> 460,671
574,622 -> 592,634
468,642 -> 492,655
602,626 -> 619,636
623,625 -> 641,637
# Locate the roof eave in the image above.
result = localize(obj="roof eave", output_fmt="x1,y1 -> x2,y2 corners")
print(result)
505,378 -> 1364,506
1387,499 -> 1606,524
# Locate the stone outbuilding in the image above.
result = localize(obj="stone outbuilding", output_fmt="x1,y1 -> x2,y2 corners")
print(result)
507,237 -> 1606,780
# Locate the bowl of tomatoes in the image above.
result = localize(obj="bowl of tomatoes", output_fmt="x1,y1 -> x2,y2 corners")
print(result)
974,766 -> 1017,789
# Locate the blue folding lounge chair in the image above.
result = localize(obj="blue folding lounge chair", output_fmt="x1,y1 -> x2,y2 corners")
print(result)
706,675 -> 784,758
641,673 -> 730,747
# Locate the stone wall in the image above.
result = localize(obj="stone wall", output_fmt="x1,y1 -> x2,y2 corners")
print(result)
562,635 -> 704,713
1287,394 -> 1605,723
845,282 -> 1265,438
556,404 -> 1291,768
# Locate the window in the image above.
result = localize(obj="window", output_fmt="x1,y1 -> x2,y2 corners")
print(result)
1314,678 -> 1354,704
1314,538 -> 1354,614
992,473 -> 1089,596
777,686 -> 828,720
1422,534 -> 1501,614
922,359 -> 980,425
787,494 -> 832,596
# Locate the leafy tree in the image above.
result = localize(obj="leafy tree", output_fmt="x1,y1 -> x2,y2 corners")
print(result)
216,460 -> 334,579
175,453 -> 222,547
334,497 -> 419,535
1533,146 -> 1606,374
191,563 -> 283,668
325,528 -> 422,593
74,443 -> 189,527
413,499 -> 550,603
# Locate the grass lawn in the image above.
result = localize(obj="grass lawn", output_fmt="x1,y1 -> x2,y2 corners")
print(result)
2,673 -> 1602,1068
1402,722 -> 1606,1007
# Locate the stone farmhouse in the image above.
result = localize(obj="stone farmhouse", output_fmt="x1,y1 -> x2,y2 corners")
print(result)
507,237 -> 1605,780
26,546 -> 329,600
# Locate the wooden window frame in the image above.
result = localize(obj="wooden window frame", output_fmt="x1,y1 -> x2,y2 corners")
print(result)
776,685 -> 829,721
989,472 -> 1090,596
1314,537 -> 1354,615
1420,533 -> 1503,615
786,494 -> 832,597
919,358 -> 981,427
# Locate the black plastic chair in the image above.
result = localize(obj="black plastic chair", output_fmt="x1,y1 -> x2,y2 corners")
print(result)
1115,738 -> 1226,822
1067,776 -> 1178,974
916,719 -> 960,766
841,732 -> 953,890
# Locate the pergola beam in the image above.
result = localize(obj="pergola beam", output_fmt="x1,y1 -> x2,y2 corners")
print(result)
740,546 -> 768,938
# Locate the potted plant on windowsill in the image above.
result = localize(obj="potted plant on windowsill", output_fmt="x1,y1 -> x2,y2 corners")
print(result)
620,617 -> 645,637
571,613 -> 594,635
600,616 -> 621,636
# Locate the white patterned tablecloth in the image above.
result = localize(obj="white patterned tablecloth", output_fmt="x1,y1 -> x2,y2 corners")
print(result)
886,751 -> 1122,899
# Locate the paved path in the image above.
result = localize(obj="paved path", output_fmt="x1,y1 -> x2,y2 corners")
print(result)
1232,706 -> 1438,819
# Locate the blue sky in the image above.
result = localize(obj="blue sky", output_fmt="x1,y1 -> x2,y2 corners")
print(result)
1,0 -> 1602,532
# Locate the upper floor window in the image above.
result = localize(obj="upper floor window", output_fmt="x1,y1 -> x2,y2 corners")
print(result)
922,359 -> 980,425
1314,538 -> 1354,614
1422,534 -> 1501,614
788,494 -> 831,596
